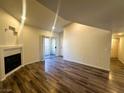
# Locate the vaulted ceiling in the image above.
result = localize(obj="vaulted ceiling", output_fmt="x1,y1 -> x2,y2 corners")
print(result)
37,0 -> 124,31
0,0 -> 70,32
0,0 -> 124,32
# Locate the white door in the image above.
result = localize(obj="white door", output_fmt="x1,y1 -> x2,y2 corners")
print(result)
50,38 -> 56,55
44,37 -> 50,56
43,37 -> 56,59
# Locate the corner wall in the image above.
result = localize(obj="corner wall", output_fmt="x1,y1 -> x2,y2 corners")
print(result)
63,23 -> 112,71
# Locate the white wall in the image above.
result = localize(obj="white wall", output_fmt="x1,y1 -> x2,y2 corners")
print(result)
111,38 -> 119,58
63,23 -> 112,71
59,32 -> 63,56
22,26 -> 41,64
118,37 -> 124,63
0,8 -> 19,45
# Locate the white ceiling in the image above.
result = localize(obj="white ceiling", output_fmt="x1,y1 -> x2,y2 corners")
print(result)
1,0 -> 124,32
37,0 -> 124,31
0,0 -> 70,32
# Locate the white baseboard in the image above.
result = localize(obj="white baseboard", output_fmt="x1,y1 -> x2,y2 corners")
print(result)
23,60 -> 40,66
64,58 -> 110,72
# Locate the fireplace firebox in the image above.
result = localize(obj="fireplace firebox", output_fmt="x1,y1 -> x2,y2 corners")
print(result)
4,53 -> 21,74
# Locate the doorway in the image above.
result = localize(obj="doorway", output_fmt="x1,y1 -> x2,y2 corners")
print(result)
43,37 -> 56,59
111,38 -> 120,60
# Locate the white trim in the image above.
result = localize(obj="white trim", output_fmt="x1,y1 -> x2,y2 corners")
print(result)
23,60 -> 42,66
64,58 -> 110,71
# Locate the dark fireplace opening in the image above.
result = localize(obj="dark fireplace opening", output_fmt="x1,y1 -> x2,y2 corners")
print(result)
4,53 -> 21,74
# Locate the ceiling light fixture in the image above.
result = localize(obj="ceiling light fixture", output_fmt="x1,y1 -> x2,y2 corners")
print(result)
52,26 -> 55,30
17,0 -> 27,44
50,0 -> 61,37
21,16 -> 26,20
118,33 -> 123,36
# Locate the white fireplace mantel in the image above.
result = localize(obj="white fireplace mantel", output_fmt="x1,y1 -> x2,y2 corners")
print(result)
0,45 -> 22,49
0,45 -> 23,81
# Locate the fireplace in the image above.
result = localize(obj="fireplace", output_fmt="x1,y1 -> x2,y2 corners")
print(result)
5,53 -> 21,74
0,45 -> 22,81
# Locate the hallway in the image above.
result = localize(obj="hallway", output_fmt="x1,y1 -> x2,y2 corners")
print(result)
1,58 -> 124,93
110,59 -> 124,87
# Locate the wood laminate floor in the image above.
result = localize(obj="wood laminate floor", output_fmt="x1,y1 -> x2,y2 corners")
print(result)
1,57 -> 124,93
